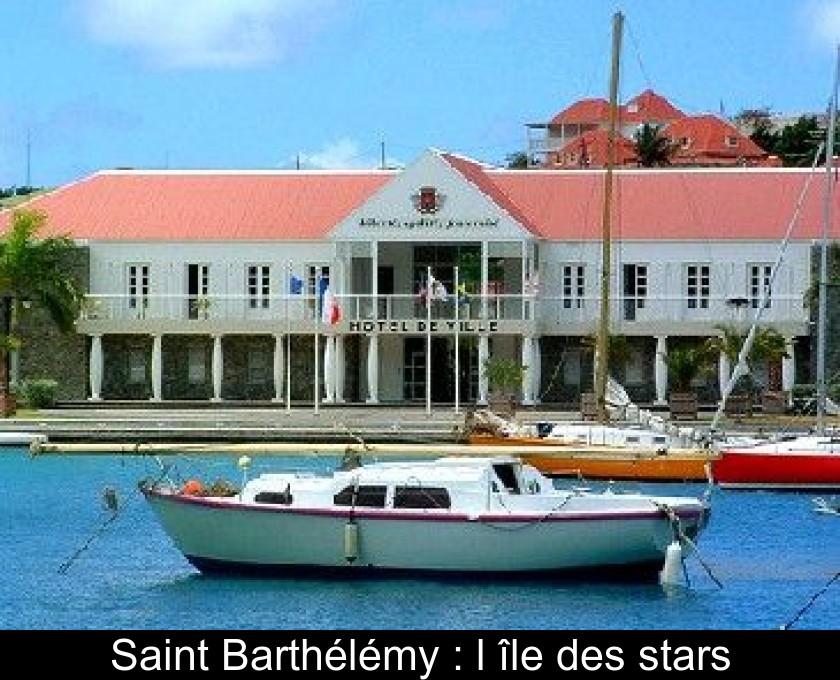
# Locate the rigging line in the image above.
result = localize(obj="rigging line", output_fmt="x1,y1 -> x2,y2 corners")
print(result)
780,570 -> 840,630
623,18 -> 655,91
709,141 -> 825,432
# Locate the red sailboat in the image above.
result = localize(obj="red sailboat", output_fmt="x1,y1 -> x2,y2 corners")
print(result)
711,46 -> 840,491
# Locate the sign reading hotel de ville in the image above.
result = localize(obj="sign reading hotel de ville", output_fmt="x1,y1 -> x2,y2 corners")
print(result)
348,319 -> 499,334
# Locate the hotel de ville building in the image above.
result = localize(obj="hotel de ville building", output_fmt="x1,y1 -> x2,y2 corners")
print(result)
1,143 -> 835,412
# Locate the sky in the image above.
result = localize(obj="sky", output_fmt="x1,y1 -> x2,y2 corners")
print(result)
2,0 -> 840,188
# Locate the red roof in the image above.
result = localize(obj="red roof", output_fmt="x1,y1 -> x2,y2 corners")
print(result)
4,170 -> 391,241
490,167 -> 838,241
621,89 -> 685,125
550,98 -> 612,125
664,115 -> 770,165
2,155 -> 836,244
551,129 -> 638,169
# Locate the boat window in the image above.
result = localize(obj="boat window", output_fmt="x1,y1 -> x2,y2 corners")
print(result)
333,485 -> 387,508
492,463 -> 521,494
393,486 -> 451,509
255,488 -> 293,505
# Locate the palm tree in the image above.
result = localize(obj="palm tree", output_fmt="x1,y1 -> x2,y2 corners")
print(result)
665,345 -> 713,393
633,123 -> 677,167
704,323 -> 789,393
0,208 -> 81,415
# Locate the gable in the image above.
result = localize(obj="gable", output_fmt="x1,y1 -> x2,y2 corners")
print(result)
329,149 -> 538,242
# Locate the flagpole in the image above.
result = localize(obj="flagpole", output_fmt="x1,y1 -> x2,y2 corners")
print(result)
314,273 -> 320,416
454,266 -> 460,415
426,266 -> 432,416
286,261 -> 292,413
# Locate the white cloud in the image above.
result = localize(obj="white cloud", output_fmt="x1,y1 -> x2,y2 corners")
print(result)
81,0 -> 337,68
807,1 -> 840,48
283,139 -> 403,170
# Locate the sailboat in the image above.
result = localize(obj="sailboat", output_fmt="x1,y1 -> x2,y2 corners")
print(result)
465,11 -> 720,482
710,46 -> 840,491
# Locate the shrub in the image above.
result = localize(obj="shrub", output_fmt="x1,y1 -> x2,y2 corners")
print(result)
16,378 -> 59,408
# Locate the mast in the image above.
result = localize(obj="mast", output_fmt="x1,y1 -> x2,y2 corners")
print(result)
594,11 -> 623,423
816,44 -> 840,434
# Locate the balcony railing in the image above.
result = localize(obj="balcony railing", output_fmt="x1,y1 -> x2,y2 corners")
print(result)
76,292 -> 809,329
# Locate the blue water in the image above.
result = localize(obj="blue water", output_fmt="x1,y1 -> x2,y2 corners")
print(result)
2,447 -> 839,631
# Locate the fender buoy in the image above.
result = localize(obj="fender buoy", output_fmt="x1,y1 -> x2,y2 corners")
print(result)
344,521 -> 359,563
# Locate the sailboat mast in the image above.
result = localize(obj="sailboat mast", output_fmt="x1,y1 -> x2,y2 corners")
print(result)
595,11 -> 623,423
816,44 -> 840,434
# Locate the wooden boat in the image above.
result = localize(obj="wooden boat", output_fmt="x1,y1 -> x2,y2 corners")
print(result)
139,453 -> 710,581
465,410 -> 719,481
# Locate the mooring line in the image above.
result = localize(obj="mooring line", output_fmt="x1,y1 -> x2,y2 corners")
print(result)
781,570 -> 840,630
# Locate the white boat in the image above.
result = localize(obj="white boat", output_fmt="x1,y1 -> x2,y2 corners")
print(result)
139,454 -> 711,581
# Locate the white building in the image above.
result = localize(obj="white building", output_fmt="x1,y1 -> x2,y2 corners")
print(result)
4,148 -> 832,409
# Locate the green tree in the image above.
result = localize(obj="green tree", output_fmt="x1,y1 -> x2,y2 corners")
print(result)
774,115 -> 824,167
0,209 -> 81,415
633,123 -> 676,167
704,323 -> 789,393
733,107 -> 778,153
505,151 -> 532,169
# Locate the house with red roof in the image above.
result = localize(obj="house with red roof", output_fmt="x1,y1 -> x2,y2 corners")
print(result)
528,89 -> 778,168
0,148 -> 832,410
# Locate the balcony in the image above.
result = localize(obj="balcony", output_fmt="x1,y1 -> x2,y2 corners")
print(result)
75,291 -> 810,338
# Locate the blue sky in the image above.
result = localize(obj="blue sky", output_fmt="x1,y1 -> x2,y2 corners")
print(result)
2,0 -> 840,188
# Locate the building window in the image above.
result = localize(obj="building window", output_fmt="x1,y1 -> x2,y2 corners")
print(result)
561,264 -> 585,309
725,136 -> 739,148
187,263 -> 210,319
188,346 -> 206,385
127,264 -> 149,314
128,347 -> 147,385
748,264 -> 772,308
307,264 -> 331,318
246,264 -> 271,309
686,264 -> 710,309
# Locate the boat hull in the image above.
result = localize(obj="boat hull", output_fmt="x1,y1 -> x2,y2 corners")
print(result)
713,440 -> 840,490
468,434 -> 716,481
143,490 -> 706,579
519,450 -> 715,482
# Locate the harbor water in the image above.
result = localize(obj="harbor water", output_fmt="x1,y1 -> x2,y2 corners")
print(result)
2,446 -> 839,631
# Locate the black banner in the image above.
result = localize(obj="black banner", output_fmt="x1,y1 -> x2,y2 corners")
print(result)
22,629 -> 835,674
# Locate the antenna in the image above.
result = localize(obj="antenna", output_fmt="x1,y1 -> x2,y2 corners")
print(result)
26,128 -> 31,188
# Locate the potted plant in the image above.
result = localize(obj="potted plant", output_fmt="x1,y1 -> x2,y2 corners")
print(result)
482,356 -> 527,416
665,345 -> 711,420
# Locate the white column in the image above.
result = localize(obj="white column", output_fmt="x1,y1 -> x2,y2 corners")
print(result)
323,335 -> 335,403
89,334 -> 103,401
654,335 -> 668,404
478,335 -> 489,405
532,336 -> 542,404
718,351 -> 731,401
272,334 -> 285,403
212,334 -> 223,402
335,335 -> 345,403
521,335 -> 534,405
150,334 -> 162,402
480,240 -> 489,320
10,348 -> 19,387
782,337 -> 796,396
366,334 -> 379,404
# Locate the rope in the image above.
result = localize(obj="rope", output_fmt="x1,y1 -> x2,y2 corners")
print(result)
58,455 -> 173,575
653,500 -> 723,589
781,571 -> 840,630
